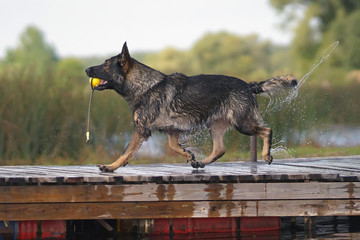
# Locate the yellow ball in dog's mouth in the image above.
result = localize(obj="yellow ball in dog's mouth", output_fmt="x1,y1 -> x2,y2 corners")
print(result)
89,77 -> 101,88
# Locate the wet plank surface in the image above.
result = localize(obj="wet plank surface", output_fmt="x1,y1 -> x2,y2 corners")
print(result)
0,156 -> 359,184
0,156 -> 359,220
1,182 -> 358,203
2,200 -> 359,220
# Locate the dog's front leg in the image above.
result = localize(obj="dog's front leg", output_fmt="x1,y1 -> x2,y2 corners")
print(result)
168,133 -> 196,164
98,131 -> 147,172
168,133 -> 205,168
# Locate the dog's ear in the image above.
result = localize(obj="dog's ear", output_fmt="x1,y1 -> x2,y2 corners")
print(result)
120,42 -> 131,64
119,42 -> 132,72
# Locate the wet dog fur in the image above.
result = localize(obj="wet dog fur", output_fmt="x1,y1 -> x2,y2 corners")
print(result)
86,42 -> 297,172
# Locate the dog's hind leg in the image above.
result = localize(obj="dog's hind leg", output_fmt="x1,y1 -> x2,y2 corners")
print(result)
168,133 -> 203,168
233,113 -> 273,165
255,126 -> 273,164
98,131 -> 147,172
200,120 -> 230,166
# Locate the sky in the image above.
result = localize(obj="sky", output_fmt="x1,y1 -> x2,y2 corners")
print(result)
0,0 -> 292,58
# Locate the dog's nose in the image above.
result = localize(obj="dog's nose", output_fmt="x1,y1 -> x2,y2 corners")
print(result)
85,68 -> 91,76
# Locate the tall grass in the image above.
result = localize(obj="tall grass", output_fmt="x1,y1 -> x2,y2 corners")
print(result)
0,63 -> 133,165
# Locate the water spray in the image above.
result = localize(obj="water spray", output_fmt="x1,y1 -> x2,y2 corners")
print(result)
86,77 -> 101,142
297,41 -> 339,89
264,41 -> 339,114
263,41 -> 339,158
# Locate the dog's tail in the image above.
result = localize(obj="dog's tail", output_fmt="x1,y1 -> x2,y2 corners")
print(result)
249,74 -> 297,96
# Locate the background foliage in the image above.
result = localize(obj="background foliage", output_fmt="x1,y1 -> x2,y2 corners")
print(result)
1,1 -> 360,165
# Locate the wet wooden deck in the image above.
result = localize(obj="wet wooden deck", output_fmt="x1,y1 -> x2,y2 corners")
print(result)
0,156 -> 359,221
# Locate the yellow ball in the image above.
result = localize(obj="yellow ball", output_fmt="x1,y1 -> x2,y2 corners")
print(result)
89,77 -> 101,87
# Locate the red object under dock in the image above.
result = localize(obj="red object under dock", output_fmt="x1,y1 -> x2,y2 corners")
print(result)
151,217 -> 280,235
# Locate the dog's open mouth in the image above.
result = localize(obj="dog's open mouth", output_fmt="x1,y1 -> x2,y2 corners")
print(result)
89,77 -> 109,89
97,79 -> 108,86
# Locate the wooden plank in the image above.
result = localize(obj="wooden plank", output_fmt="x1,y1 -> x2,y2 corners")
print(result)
0,170 -> 341,185
1,199 -> 359,221
1,182 -> 358,203
0,156 -> 359,184
277,161 -> 360,173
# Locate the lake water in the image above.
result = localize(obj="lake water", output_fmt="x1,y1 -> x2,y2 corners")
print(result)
305,126 -> 360,147
131,125 -> 360,159
64,216 -> 360,239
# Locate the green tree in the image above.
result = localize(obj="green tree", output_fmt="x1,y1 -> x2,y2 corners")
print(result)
0,25 -> 58,78
270,0 -> 360,70
55,58 -> 85,90
144,32 -> 280,82
191,32 -> 273,78
144,47 -> 195,75
322,10 -> 360,69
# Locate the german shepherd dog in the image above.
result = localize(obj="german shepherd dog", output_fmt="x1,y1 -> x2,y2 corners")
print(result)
86,42 -> 297,172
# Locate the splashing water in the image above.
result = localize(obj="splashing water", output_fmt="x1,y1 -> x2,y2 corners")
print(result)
263,41 -> 339,157
296,41 -> 339,90
263,41 -> 339,114
271,140 -> 295,159
179,130 -> 210,160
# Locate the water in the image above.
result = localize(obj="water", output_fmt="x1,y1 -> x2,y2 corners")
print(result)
280,216 -> 360,240
65,216 -> 360,239
263,41 -> 339,114
105,124 -> 360,161
300,126 -> 360,147
105,133 -> 166,158
260,41 -> 341,157
271,140 -> 294,159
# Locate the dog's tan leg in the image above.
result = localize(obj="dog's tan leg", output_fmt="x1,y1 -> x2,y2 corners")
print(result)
257,127 -> 273,164
168,133 -> 195,163
98,131 -> 146,172
201,120 -> 230,166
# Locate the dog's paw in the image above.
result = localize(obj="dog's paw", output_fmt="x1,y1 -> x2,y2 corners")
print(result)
98,161 -> 128,172
264,155 -> 273,165
97,164 -> 116,172
190,161 -> 205,169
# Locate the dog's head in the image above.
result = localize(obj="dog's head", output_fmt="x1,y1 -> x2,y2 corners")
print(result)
85,42 -> 132,96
